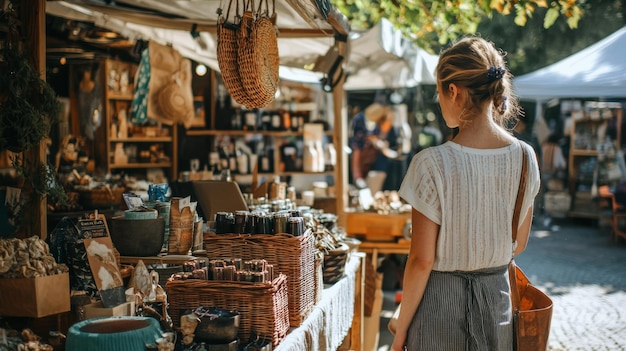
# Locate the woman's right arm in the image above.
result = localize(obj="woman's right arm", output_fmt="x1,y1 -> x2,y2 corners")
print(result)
391,208 -> 439,351
513,206 -> 533,256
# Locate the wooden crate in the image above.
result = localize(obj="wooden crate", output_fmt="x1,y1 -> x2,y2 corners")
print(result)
346,212 -> 411,242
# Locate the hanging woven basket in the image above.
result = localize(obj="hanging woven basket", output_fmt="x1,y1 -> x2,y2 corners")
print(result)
217,13 -> 257,108
237,7 -> 279,109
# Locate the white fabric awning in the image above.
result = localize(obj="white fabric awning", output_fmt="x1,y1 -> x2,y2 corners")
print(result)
514,26 -> 626,101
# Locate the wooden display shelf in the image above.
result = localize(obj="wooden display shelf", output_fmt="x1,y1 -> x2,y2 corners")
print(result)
570,149 -> 600,156
110,137 -> 173,142
110,162 -> 173,168
119,254 -> 203,265
185,129 -> 333,137
346,212 -> 411,242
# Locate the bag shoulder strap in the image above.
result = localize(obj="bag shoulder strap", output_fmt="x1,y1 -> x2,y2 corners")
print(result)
510,143 -> 529,312
512,144 -> 529,243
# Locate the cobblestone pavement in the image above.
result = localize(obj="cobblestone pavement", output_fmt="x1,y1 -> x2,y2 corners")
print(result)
516,218 -> 626,351
377,218 -> 626,351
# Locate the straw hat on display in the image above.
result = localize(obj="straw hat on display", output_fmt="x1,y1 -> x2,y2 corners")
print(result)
148,41 -> 194,126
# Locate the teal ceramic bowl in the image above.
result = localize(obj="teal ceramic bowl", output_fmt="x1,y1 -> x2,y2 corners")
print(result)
66,316 -> 162,351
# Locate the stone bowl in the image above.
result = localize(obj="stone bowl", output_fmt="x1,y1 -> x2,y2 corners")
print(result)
109,216 -> 165,257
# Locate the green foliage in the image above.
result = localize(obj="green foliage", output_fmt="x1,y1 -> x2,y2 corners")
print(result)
332,0 -> 585,52
0,46 -> 60,153
0,4 -> 60,153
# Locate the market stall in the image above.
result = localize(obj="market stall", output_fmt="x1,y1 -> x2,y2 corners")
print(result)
514,26 -> 626,220
0,1 -> 372,350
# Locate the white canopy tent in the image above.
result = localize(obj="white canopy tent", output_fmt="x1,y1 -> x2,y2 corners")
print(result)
46,0 -> 342,78
514,26 -> 626,101
47,2 -> 439,90
344,18 -> 439,90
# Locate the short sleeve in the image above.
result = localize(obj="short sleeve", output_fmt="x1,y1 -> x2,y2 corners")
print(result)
521,142 -> 541,220
398,151 -> 442,224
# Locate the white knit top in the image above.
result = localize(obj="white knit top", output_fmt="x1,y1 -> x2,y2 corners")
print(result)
398,140 -> 540,272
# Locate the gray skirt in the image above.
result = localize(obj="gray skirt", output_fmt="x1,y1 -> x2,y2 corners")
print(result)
406,265 -> 513,351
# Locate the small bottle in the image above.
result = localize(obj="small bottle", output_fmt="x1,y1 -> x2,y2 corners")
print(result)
257,141 -> 270,173
281,109 -> 291,131
325,143 -> 337,171
243,109 -> 258,131
303,141 -> 318,173
260,111 -> 271,131
290,112 -> 300,132
236,147 -> 249,175
218,145 -> 229,171
315,141 -> 325,172
230,108 -> 242,130
271,111 -> 282,131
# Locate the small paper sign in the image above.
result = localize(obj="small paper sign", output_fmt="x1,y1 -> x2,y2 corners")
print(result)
78,217 -> 109,238
84,236 -> 125,307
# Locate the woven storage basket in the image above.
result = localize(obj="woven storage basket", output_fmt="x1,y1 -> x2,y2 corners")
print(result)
323,243 -> 349,284
166,274 -> 289,347
203,232 -> 318,326
237,10 -> 279,108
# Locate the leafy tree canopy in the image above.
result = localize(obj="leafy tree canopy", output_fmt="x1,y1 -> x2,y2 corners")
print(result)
333,0 -> 624,75
332,1 -> 583,51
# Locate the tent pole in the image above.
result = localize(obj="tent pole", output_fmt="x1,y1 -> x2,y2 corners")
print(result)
333,74 -> 348,228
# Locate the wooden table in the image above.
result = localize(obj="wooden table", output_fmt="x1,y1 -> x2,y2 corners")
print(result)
345,212 -> 411,242
274,253 -> 365,351
357,239 -> 412,264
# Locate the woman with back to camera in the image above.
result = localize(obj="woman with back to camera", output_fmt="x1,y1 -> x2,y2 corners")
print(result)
391,36 -> 540,350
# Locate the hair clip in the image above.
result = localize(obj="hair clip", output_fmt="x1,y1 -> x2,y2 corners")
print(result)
486,66 -> 506,82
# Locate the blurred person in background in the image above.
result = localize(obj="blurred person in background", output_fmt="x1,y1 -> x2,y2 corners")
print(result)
350,103 -> 400,193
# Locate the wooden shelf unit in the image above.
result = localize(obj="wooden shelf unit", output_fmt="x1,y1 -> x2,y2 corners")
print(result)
567,102 -> 623,218
181,70 -> 338,185
102,59 -> 178,181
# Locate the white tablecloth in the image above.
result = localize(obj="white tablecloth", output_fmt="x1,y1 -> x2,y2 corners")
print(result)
275,255 -> 360,351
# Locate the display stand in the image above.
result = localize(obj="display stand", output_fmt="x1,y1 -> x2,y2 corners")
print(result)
274,253 -> 365,351
568,102 -> 623,218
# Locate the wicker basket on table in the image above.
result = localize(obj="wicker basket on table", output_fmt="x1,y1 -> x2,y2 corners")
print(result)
77,186 -> 125,209
166,274 -> 289,347
203,231 -> 319,327
322,243 -> 349,284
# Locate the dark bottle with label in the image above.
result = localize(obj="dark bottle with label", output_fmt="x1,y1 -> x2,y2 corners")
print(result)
271,111 -> 282,131
260,111 -> 271,131
230,108 -> 242,130
290,112 -> 300,132
257,141 -> 272,173
218,145 -> 230,171
243,109 -> 258,131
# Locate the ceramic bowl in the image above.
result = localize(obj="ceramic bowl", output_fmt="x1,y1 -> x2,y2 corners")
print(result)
124,208 -> 158,220
109,216 -> 165,256
66,316 -> 162,351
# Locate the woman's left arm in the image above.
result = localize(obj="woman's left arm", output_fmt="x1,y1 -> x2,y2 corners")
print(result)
390,208 -> 439,351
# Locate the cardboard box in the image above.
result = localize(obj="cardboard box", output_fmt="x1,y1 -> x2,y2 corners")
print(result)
84,301 -> 135,319
0,272 -> 70,318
